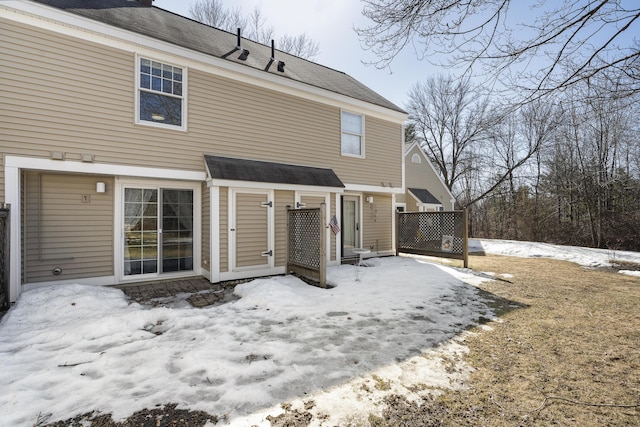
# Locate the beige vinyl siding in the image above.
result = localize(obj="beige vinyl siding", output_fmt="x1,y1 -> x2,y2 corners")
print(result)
362,193 -> 393,253
219,187 -> 228,272
275,190 -> 294,267
405,146 -> 453,210
191,72 -> 403,186
23,172 -> 113,283
358,117 -> 403,186
201,182 -> 210,270
234,192 -> 269,268
1,18 -> 402,191
300,195 -> 326,209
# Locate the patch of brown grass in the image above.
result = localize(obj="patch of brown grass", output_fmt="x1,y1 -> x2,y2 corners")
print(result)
412,255 -> 640,426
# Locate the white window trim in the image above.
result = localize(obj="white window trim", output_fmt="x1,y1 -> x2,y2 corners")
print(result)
418,203 -> 443,212
135,54 -> 188,131
114,177 -> 202,282
209,186 -> 220,283
340,110 -> 365,158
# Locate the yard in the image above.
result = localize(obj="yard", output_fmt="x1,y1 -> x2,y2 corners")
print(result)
370,254 -> 640,426
1,241 -> 639,426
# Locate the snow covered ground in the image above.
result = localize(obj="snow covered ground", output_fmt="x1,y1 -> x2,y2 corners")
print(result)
1,240 -> 637,426
471,238 -> 640,276
0,257 -> 493,426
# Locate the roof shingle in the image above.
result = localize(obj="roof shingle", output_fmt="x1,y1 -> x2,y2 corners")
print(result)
31,0 -> 405,113
408,188 -> 442,205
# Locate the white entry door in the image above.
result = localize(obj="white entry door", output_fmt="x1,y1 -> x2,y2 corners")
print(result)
342,195 -> 361,257
230,190 -> 274,271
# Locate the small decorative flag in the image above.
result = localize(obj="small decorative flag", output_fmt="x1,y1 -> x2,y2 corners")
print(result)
329,215 -> 341,235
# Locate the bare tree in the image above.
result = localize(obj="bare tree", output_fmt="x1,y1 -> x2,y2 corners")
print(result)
189,0 -> 245,30
357,0 -> 640,98
410,74 -> 564,209
278,34 -> 320,60
245,7 -> 274,44
188,0 -> 320,60
407,75 -> 492,196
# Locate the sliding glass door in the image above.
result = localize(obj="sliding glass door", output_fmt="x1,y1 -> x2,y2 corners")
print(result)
124,187 -> 193,277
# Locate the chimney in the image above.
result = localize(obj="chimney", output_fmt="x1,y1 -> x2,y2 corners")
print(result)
138,0 -> 153,6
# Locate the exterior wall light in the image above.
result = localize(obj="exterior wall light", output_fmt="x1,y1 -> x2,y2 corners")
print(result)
96,182 -> 106,193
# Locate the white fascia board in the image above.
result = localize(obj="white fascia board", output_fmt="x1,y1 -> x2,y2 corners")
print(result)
0,2 -> 407,124
206,178 -> 344,193
403,141 -> 419,155
5,156 -> 207,181
344,183 -> 403,194
407,189 -> 422,204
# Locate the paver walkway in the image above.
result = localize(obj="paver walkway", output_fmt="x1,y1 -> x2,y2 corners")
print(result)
115,276 -> 239,308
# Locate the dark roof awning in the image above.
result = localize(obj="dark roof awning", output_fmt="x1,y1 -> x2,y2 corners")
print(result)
408,188 -> 442,205
205,155 -> 345,188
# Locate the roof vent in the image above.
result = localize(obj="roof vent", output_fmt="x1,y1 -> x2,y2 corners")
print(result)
233,28 -> 250,60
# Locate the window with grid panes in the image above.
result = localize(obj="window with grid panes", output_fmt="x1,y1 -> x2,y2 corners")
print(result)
341,111 -> 363,156
138,57 -> 185,128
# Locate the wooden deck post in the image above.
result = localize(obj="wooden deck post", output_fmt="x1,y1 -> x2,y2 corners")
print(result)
285,205 -> 291,276
463,208 -> 469,268
319,203 -> 326,288
395,211 -> 400,257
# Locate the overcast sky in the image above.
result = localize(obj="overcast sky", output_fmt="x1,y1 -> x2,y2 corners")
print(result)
152,0 -> 441,110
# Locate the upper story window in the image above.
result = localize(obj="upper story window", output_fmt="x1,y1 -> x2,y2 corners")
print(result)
341,111 -> 364,157
137,57 -> 185,129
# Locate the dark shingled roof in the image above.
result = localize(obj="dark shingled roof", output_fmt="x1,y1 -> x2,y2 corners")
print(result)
408,188 -> 442,205
205,155 -> 345,188
31,0 -> 405,113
